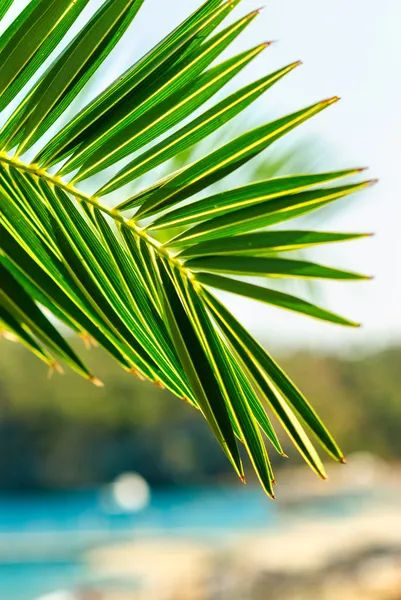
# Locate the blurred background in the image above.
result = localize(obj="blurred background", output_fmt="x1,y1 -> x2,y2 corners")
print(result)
0,1 -> 400,599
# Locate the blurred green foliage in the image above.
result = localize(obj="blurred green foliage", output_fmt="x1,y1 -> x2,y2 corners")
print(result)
0,337 -> 399,490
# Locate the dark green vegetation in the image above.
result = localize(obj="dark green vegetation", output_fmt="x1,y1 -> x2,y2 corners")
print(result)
0,0 -> 375,494
0,340 -> 399,491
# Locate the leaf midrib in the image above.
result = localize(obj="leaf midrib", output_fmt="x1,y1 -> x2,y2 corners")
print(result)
0,150 -> 194,283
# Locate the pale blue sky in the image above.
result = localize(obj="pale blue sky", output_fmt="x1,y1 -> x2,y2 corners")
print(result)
2,1 -> 400,352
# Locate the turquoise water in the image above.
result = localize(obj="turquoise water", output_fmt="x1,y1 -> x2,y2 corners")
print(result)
0,486 -> 369,600
0,486 -> 277,600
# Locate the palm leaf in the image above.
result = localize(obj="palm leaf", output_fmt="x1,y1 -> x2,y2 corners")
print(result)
0,0 -> 92,111
0,0 -> 12,21
0,0 -> 375,495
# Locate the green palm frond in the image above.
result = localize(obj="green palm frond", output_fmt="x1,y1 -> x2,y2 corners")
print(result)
0,0 -> 375,496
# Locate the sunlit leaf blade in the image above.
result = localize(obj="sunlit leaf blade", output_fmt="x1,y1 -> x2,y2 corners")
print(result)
202,289 -> 340,475
133,98 -> 339,219
118,225 -> 163,317
39,0 -> 240,172
50,214 -> 162,383
202,289 -> 345,463
0,0 -> 71,92
1,178 -> 154,373
155,257 -> 244,479
0,185 -> 131,369
67,8 -> 258,182
98,47 -> 295,197
34,0 -> 231,168
0,247 -> 79,333
182,279 -> 275,496
178,230 -> 371,259
170,181 -> 374,246
185,255 -> 369,280
1,263 -> 92,378
221,328 -> 325,475
91,208 -> 194,401
8,0 -> 145,156
0,0 -> 13,21
0,299 -> 55,368
0,165 -> 59,256
0,0 -> 91,113
149,170 -> 364,231
37,179 -> 192,394
0,219 -> 132,371
196,273 -> 360,327
221,341 -> 283,456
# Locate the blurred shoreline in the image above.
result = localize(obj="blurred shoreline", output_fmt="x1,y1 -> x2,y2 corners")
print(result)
0,458 -> 400,600
84,459 -> 401,600
87,505 -> 401,600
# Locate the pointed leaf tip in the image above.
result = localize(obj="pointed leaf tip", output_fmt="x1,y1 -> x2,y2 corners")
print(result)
130,368 -> 146,381
250,7 -> 264,17
50,362 -> 64,375
245,8 -> 263,21
324,96 -> 341,105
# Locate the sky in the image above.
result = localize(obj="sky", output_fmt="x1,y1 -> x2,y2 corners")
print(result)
2,0 -> 400,353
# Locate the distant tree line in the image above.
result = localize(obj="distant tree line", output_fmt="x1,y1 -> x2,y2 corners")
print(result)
0,339 -> 399,490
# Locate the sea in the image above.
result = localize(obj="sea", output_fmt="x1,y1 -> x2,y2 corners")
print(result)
0,485 -> 373,600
